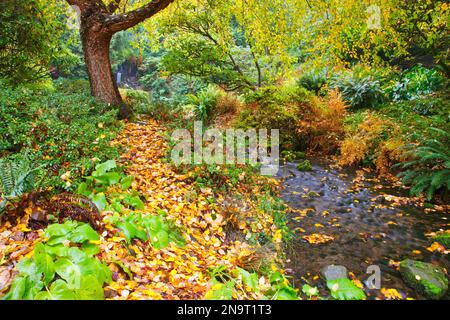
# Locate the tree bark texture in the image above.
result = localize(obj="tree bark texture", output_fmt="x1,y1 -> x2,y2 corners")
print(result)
66,0 -> 175,118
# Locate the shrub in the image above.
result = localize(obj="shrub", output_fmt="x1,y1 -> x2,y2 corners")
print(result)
396,128 -> 450,200
236,85 -> 312,150
330,68 -> 386,109
297,68 -> 328,95
120,88 -> 152,114
0,80 -> 122,191
214,93 -> 241,117
186,85 -> 222,123
374,96 -> 449,140
390,66 -> 446,102
339,112 -> 405,173
297,160 -> 312,171
297,89 -> 348,154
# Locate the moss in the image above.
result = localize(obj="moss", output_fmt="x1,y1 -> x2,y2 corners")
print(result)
433,231 -> 450,248
281,151 -> 306,162
399,259 -> 448,299
297,160 -> 312,171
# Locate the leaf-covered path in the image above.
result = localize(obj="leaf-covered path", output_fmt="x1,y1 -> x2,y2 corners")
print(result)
1,119 -> 286,299
93,119 -> 281,299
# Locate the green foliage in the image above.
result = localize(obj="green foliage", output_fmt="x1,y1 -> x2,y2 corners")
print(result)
397,128 -> 450,200
77,160 -> 143,212
301,284 -> 319,298
186,85 -> 221,123
298,68 -> 328,94
0,158 -> 44,214
390,0 -> 449,75
121,88 -> 152,114
2,221 -> 111,300
296,160 -> 312,172
139,53 -> 207,108
236,85 -> 311,150
390,66 -> 446,102
186,163 -> 258,193
110,31 -> 140,72
433,231 -> 450,248
281,151 -> 306,162
326,278 -> 366,300
108,211 -> 185,249
0,79 -> 121,190
161,36 -> 255,91
374,96 -> 449,138
0,0 -> 74,84
330,69 -> 386,109
151,2 -> 264,91
205,266 -> 298,300
258,196 -> 292,244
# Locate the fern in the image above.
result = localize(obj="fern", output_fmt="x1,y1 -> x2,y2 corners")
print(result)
397,128 -> 450,200
0,158 -> 44,214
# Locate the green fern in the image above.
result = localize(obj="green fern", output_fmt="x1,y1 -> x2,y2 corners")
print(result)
397,128 -> 450,200
0,158 -> 44,214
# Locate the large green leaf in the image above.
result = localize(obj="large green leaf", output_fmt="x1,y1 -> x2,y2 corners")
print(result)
33,243 -> 55,285
44,221 -> 77,239
94,172 -> 121,186
48,280 -> 77,300
2,276 -> 27,300
91,193 -> 108,211
273,286 -> 298,300
124,195 -> 145,210
120,175 -> 134,190
151,230 -> 169,249
70,223 -> 100,243
76,275 -> 104,300
205,280 -> 234,300
92,160 -> 117,177
327,278 -> 366,300
234,267 -> 259,292
55,258 -> 82,289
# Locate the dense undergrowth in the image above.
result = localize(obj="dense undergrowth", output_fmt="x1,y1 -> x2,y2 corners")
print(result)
135,63 -> 449,202
1,78 -> 303,300
0,79 -> 122,193
1,62 -> 449,300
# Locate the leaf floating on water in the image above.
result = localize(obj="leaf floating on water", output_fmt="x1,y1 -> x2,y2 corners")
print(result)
302,233 -> 334,244
381,288 -> 403,300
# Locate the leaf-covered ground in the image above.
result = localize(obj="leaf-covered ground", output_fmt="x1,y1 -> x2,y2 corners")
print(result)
0,119 -> 286,299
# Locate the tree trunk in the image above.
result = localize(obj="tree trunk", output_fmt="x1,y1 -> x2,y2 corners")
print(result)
66,0 -> 175,119
81,26 -> 130,119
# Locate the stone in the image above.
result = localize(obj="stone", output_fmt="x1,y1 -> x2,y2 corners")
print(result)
321,265 -> 348,281
400,259 -> 448,299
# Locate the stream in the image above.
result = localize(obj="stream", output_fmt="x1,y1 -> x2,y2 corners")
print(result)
277,159 -> 449,300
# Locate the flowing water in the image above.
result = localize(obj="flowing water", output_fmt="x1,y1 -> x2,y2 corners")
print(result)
277,159 -> 449,299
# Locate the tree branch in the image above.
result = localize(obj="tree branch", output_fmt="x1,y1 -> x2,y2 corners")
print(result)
108,0 -> 122,13
66,0 -> 105,11
105,0 -> 175,33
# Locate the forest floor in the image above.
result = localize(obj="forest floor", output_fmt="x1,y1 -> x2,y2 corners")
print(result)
1,116 -> 449,300
0,118 -> 285,300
